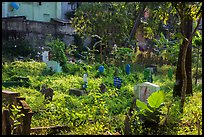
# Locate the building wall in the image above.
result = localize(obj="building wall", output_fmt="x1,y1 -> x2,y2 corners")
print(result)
61,2 -> 71,20
2,2 -> 8,17
2,2 -> 61,22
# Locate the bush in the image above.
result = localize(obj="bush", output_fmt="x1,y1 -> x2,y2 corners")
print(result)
2,61 -> 47,79
2,39 -> 37,62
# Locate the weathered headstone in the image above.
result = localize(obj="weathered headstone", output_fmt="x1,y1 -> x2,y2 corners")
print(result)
42,51 -> 49,62
145,64 -> 157,73
40,84 -> 54,102
114,77 -> 122,89
99,83 -> 107,93
83,74 -> 88,89
46,61 -> 62,73
134,82 -> 160,103
69,89 -> 85,96
144,68 -> 153,83
125,64 -> 130,75
168,68 -> 173,80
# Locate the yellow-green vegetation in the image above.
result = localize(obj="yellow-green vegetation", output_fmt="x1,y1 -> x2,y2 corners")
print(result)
2,61 -> 202,135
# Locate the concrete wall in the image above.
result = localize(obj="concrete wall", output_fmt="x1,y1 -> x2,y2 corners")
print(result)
2,16 -> 75,50
2,2 -> 8,17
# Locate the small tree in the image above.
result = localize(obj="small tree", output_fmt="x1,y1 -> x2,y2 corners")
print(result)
46,38 -> 67,70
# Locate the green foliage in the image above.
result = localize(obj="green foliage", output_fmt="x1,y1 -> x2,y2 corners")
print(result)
2,38 -> 37,62
71,2 -> 135,45
47,38 -> 67,67
136,100 -> 153,112
2,61 -> 47,79
148,90 -> 165,108
131,90 -> 165,134
8,105 -> 25,135
153,32 -> 181,64
136,90 -> 165,116
113,47 -> 136,64
2,57 -> 201,135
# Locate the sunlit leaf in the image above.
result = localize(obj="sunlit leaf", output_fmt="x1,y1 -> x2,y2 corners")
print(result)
136,99 -> 153,112
148,90 -> 165,108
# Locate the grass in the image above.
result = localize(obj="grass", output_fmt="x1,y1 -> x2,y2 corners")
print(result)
2,61 -> 202,135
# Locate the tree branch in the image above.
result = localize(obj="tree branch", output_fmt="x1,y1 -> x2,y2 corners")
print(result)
129,3 -> 147,41
172,2 -> 185,35
196,6 -> 202,18
186,13 -> 202,47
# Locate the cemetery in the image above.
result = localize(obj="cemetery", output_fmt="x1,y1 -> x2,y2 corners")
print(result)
2,2 -> 202,135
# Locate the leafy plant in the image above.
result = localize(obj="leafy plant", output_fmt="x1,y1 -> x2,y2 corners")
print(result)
112,47 -> 135,65
46,38 -> 67,67
2,38 -> 37,62
153,32 -> 181,65
131,90 -> 165,134
2,59 -> 202,135
9,105 -> 25,135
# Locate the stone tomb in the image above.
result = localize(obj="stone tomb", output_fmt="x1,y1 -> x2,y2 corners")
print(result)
69,88 -> 85,96
46,61 -> 62,73
40,84 -> 54,102
134,82 -> 160,103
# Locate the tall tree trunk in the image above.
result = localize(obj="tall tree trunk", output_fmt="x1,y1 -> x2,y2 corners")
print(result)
173,1 -> 202,99
173,15 -> 193,98
173,44 -> 183,97
173,8 -> 194,112
129,3 -> 146,41
185,42 -> 193,95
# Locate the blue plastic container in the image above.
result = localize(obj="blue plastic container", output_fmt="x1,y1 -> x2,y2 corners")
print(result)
11,2 -> 19,10
99,66 -> 104,73
125,64 -> 130,75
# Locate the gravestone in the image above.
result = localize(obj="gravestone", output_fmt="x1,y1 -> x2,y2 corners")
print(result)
134,82 -> 160,103
114,77 -> 122,89
168,68 -> 173,80
125,64 -> 130,75
46,61 -> 62,73
40,84 -> 54,102
42,51 -> 49,62
83,74 -> 88,89
144,68 -> 153,83
69,89 -> 85,96
99,83 -> 107,93
145,64 -> 157,73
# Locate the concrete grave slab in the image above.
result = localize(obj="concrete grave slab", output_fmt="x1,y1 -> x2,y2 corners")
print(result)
134,82 -> 160,103
46,60 -> 62,73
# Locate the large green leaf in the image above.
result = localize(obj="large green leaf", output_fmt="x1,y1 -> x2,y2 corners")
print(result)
136,99 -> 153,112
147,90 -> 165,108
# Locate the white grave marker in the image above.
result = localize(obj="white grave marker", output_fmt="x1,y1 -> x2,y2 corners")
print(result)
134,82 -> 160,103
42,51 -> 49,62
